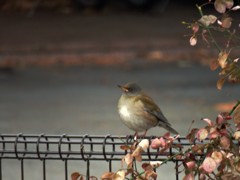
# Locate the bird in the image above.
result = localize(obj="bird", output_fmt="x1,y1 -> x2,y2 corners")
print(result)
117,82 -> 178,136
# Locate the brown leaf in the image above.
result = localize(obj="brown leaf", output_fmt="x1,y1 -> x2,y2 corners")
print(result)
233,104 -> 240,124
224,0 -> 234,9
186,128 -> 199,143
196,128 -> 208,141
215,0 -> 226,13
199,15 -> 217,27
186,161 -> 196,171
232,5 -> 240,10
217,77 -> 226,90
218,51 -> 229,69
233,131 -> 240,140
211,151 -> 223,164
149,161 -> 162,168
189,36 -> 197,46
113,170 -> 125,180
236,161 -> 240,173
101,172 -> 115,180
192,23 -> 199,33
124,153 -> 133,166
90,176 -> 98,180
221,172 -> 240,180
209,127 -> 220,139
191,144 -> 205,154
202,157 -> 217,173
132,146 -> 143,162
202,118 -> 214,126
141,163 -> 153,171
220,136 -> 230,150
216,114 -> 225,125
120,145 -> 130,151
151,137 -> 166,149
138,139 -> 149,151
221,16 -> 232,28
210,59 -> 219,71
145,170 -> 157,180
214,0 -> 234,13
71,172 -> 83,180
183,173 -> 194,180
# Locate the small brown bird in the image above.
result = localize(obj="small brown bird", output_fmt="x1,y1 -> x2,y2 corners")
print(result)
117,82 -> 178,136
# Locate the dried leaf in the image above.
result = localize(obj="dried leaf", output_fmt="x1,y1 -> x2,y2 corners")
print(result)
199,15 -> 217,26
113,170 -> 125,180
202,118 -> 214,126
215,0 -> 226,13
151,137 -> 166,149
191,144 -> 205,154
101,172 -> 115,180
132,146 -> 143,162
211,151 -> 223,164
138,139 -> 149,151
217,77 -> 226,90
90,176 -> 98,180
151,138 -> 161,149
232,5 -> 240,10
202,157 -> 217,173
236,161 -> 240,173
220,136 -> 230,150
199,173 -> 206,180
210,59 -> 219,71
196,128 -> 208,141
192,23 -> 199,33
218,51 -> 229,68
142,163 -> 152,171
221,16 -> 232,28
216,114 -> 225,125
120,145 -> 131,151
149,161 -> 162,168
186,128 -> 199,143
183,173 -> 194,180
186,161 -> 196,171
233,131 -> 240,140
124,153 -> 133,166
190,36 -> 197,46
233,105 -> 240,124
209,127 -> 220,139
71,172 -> 83,180
145,170 -> 157,180
224,0 -> 234,9
221,172 -> 240,180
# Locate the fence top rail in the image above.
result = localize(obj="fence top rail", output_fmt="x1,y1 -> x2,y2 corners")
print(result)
0,133 -> 195,161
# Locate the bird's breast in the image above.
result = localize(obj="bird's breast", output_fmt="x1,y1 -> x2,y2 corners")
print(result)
119,105 -> 131,119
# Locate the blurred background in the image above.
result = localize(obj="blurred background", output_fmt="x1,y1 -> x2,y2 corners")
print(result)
0,0 -> 240,179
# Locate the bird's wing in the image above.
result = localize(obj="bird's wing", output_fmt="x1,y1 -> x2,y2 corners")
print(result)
135,93 -> 171,126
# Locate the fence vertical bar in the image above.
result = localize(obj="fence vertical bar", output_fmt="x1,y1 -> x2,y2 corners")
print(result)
108,160 -> 112,172
175,160 -> 179,180
65,160 -> 68,180
0,159 -> 2,180
86,160 -> 90,180
21,159 -> 24,180
43,159 -> 46,180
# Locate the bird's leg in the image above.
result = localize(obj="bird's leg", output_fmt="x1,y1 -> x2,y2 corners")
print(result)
142,130 -> 148,137
134,130 -> 148,140
133,132 -> 138,140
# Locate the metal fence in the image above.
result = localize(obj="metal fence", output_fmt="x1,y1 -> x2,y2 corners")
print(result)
0,134 -> 190,180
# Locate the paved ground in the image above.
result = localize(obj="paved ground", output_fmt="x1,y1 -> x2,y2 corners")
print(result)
0,1 -> 240,179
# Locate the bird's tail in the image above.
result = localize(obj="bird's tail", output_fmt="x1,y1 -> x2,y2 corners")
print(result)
161,124 -> 179,135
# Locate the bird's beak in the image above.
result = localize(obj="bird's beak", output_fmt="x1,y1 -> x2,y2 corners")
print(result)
117,85 -> 128,92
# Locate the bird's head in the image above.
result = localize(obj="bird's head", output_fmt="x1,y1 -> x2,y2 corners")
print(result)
118,82 -> 142,96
